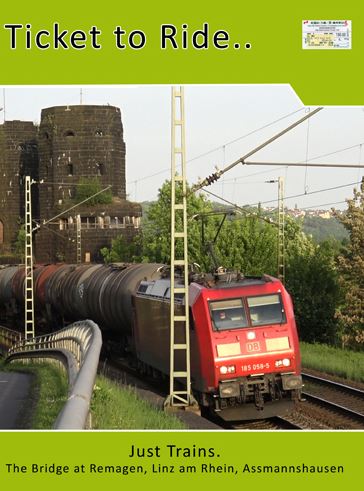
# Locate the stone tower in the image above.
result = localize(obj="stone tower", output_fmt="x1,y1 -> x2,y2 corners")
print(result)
35,105 -> 140,262
0,121 -> 38,257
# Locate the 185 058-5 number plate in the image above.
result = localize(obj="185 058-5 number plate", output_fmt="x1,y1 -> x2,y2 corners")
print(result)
242,362 -> 270,373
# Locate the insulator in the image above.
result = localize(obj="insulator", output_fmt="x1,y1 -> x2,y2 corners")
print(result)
205,173 -> 219,186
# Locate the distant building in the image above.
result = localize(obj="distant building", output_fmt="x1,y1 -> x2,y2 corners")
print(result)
317,211 -> 332,219
0,105 -> 141,263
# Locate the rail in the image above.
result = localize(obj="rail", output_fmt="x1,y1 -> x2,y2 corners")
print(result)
6,320 -> 102,430
302,372 -> 364,397
302,392 -> 364,425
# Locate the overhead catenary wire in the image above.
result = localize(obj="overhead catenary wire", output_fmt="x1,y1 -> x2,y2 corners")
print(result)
300,200 -> 347,210
304,109 -> 311,193
252,180 -> 364,208
240,161 -> 364,169
33,221 -> 76,242
192,107 -> 323,192
200,188 -> 278,227
218,140 -> 364,184
32,185 -> 112,232
126,106 -> 307,186
200,179 -> 363,217
37,181 -> 111,187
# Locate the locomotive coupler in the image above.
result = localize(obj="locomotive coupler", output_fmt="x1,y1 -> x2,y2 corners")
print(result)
268,380 -> 276,400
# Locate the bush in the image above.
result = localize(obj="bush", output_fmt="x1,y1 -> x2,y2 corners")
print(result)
75,178 -> 112,206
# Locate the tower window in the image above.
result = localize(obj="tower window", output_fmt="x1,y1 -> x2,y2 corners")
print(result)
95,129 -> 103,136
64,130 -> 75,137
67,164 -> 74,176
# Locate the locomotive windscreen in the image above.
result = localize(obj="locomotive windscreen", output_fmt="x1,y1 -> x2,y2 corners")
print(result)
209,298 -> 248,331
247,294 -> 286,326
209,294 -> 286,331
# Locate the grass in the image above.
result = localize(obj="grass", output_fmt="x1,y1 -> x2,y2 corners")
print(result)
300,342 -> 364,383
90,375 -> 187,430
1,359 -> 187,429
0,360 -> 68,429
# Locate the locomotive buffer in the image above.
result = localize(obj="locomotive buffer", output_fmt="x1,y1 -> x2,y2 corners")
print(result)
164,86 -> 199,412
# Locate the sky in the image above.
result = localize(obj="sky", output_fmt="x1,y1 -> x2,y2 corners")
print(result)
1,84 -> 363,210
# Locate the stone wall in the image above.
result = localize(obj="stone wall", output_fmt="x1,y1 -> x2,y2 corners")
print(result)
38,105 -> 126,219
34,104 -> 138,262
0,121 -> 38,254
35,225 -> 138,263
0,106 -> 141,263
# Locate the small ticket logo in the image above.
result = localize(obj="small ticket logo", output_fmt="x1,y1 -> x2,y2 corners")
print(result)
302,20 -> 351,49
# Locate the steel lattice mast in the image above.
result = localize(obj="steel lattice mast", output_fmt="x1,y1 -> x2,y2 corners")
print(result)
277,176 -> 285,283
165,86 -> 198,411
24,176 -> 35,340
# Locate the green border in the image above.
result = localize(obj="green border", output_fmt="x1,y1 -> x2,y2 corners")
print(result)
0,0 -> 362,103
0,432 -> 361,489
0,1 -> 363,489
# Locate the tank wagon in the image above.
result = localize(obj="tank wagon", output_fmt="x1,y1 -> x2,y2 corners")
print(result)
0,263 -> 302,420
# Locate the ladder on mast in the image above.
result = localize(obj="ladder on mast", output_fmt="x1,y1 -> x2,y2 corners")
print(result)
165,86 -> 198,411
277,176 -> 285,283
76,214 -> 82,263
24,176 -> 35,340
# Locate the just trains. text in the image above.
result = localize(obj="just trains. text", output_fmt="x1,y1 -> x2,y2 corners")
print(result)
128,445 -> 218,458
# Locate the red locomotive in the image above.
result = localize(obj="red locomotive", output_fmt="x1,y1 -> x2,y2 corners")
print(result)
134,269 -> 302,420
0,263 -> 302,420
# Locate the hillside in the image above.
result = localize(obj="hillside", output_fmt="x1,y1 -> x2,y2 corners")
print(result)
140,201 -> 349,243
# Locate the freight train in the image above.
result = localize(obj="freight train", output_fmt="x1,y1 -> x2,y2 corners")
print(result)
0,262 -> 303,420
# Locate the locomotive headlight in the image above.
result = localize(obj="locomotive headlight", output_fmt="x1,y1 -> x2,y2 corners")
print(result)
219,365 -> 236,374
275,358 -> 291,367
247,331 -> 256,340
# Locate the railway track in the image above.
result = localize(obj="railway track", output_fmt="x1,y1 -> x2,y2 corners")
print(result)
231,416 -> 303,430
302,372 -> 364,414
303,372 -> 364,397
102,358 -> 364,430
209,372 -> 364,430
296,372 -> 364,429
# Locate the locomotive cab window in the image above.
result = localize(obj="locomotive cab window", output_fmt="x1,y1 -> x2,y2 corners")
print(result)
247,294 -> 285,326
209,298 -> 248,331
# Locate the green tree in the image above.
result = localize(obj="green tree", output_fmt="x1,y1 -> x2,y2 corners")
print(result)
14,224 -> 26,261
285,241 -> 341,344
333,181 -> 364,349
104,180 -> 313,278
100,234 -> 140,263
75,178 -> 112,206
215,216 -> 277,275
303,215 -> 348,243
138,180 -> 214,267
